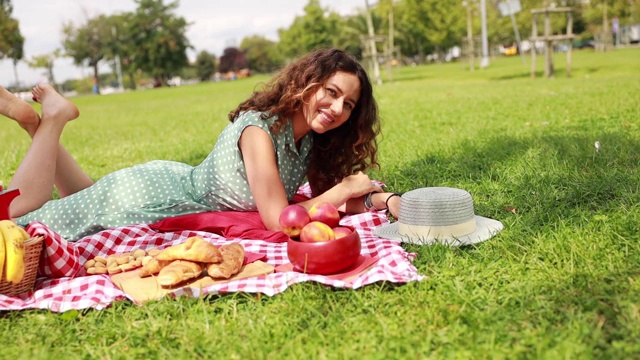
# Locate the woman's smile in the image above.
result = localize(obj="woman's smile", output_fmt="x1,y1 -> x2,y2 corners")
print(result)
293,71 -> 361,140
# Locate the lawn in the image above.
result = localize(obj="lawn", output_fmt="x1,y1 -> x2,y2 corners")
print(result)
1,47 -> 639,359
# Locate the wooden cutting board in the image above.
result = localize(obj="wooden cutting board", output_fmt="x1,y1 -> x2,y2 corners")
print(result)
111,260 -> 274,304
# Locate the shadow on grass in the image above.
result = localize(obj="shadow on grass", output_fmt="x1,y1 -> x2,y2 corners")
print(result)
390,74 -> 434,83
391,130 -> 640,232
491,71 -> 535,80
492,62 -> 604,80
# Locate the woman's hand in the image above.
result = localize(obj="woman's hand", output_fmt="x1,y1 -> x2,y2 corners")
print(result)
340,171 -> 382,198
299,172 -> 381,213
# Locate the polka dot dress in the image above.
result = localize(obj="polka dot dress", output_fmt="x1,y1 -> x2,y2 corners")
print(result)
16,111 -> 313,241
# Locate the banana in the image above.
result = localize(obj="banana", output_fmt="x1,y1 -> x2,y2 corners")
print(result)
0,228 -> 5,281
0,220 -> 26,284
16,226 -> 30,241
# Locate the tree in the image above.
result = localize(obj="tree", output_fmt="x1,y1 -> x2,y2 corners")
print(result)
26,50 -> 62,87
398,0 -> 465,61
428,0 -> 465,54
0,0 -> 25,87
277,0 -> 342,58
581,0 -> 635,46
127,0 -> 191,86
397,0 -> 434,61
194,50 -> 216,81
218,47 -> 248,74
332,11 -> 368,59
240,35 -> 284,74
102,12 -> 138,89
104,12 -> 136,89
62,14 -> 114,93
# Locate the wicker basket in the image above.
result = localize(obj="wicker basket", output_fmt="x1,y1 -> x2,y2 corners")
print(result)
0,236 -> 44,296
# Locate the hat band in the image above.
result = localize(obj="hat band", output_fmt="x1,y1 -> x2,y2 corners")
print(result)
397,218 -> 476,240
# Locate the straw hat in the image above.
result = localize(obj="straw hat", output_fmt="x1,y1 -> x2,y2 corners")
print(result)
374,187 -> 503,246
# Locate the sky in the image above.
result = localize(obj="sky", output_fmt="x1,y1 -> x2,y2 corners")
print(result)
0,0 -> 367,88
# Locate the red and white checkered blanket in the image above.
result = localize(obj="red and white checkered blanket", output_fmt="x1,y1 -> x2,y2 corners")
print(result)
0,186 -> 424,312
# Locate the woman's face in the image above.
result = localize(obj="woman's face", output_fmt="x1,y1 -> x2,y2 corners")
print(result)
301,71 -> 361,134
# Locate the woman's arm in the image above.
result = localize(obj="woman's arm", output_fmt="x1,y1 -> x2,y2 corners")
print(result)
240,127 -> 396,230
294,171 -> 383,212
239,126 -> 290,231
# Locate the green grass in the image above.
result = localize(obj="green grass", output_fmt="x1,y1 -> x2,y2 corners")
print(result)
1,48 -> 639,359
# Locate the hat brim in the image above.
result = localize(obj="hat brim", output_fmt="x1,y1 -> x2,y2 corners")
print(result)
373,216 -> 504,246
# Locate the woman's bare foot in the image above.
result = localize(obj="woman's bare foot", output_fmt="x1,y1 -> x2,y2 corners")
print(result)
0,86 -> 41,136
31,84 -> 79,123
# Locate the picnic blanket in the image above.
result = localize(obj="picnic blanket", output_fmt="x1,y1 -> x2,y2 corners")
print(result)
0,185 -> 424,312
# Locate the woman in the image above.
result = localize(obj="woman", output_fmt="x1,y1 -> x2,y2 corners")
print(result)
1,48 -> 400,241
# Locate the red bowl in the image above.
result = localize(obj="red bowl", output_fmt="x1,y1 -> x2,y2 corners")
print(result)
287,226 -> 361,275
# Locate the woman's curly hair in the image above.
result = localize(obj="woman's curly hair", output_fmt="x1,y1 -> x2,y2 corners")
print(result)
228,48 -> 380,196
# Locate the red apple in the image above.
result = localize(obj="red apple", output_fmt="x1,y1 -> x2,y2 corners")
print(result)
332,226 -> 353,239
308,201 -> 340,228
279,204 -> 311,238
300,221 -> 335,243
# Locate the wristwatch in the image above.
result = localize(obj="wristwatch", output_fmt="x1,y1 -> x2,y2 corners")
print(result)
363,192 -> 376,211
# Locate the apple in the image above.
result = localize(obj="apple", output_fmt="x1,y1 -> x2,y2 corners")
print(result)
308,201 -> 340,228
300,221 -> 335,243
279,204 -> 311,238
332,226 -> 353,239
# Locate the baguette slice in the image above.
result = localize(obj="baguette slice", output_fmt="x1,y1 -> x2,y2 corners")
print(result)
206,243 -> 245,279
157,260 -> 204,287
156,236 -> 222,263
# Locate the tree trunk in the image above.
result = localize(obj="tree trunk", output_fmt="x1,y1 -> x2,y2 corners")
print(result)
12,60 -> 20,89
47,63 -> 57,90
127,72 -> 136,90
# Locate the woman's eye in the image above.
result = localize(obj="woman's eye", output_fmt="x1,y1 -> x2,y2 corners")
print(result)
327,88 -> 336,96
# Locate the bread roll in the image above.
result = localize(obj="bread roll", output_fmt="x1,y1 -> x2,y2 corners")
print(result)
156,236 -> 222,263
157,260 -> 204,287
206,243 -> 245,279
139,258 -> 171,277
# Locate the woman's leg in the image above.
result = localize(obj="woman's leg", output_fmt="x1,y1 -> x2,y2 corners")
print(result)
1,86 -> 94,200
0,86 -> 39,136
53,145 -> 94,197
33,86 -> 94,196
30,86 -> 94,197
5,85 -> 82,217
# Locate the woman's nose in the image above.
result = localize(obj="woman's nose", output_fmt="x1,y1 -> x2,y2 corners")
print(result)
330,98 -> 343,116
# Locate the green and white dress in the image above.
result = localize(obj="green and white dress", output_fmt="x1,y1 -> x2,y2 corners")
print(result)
17,111 -> 313,241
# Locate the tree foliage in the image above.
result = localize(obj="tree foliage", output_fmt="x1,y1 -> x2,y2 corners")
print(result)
397,0 -> 434,59
334,10 -> 369,59
240,35 -> 284,74
194,50 -> 216,81
218,47 -> 248,74
127,0 -> 191,85
25,49 -> 62,86
277,0 -> 342,58
5,0 -> 637,92
0,0 -> 24,65
102,13 -> 138,89
581,0 -> 638,32
62,14 -> 114,91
